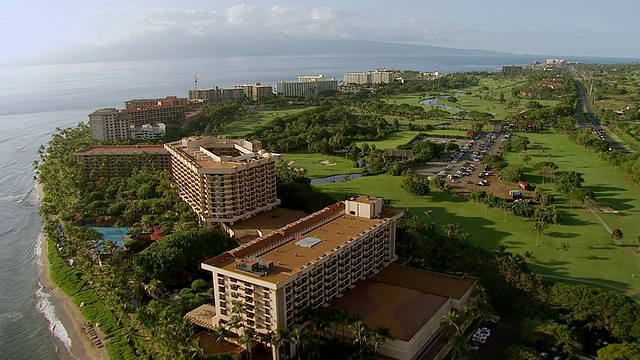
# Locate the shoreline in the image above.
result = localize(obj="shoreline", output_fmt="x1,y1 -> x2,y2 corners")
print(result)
36,183 -> 108,360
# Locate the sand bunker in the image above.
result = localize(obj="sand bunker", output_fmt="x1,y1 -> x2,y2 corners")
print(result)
320,159 -> 337,166
287,160 -> 295,166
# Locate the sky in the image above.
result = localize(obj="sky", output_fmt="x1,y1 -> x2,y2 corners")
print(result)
1,0 -> 639,63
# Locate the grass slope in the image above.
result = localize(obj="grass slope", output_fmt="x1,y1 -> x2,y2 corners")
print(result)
315,170 -> 640,293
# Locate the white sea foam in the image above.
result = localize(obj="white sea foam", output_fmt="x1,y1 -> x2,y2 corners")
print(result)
34,230 -> 72,350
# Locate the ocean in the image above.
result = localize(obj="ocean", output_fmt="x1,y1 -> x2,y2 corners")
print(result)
0,53 -> 635,359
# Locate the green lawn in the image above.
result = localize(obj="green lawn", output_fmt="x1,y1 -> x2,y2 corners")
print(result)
357,131 -> 421,149
281,153 -> 360,179
507,132 -> 640,248
314,168 -> 640,294
222,108 -> 313,138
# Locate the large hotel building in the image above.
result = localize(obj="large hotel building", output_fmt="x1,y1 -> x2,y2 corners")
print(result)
89,108 -> 131,141
192,196 -> 478,360
201,196 -> 402,331
274,75 -> 338,97
188,87 -> 246,103
164,137 -> 281,226
343,70 -> 394,85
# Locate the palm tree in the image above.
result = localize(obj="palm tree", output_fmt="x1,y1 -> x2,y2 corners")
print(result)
368,325 -> 394,359
240,328 -> 257,360
447,332 -> 472,359
274,327 -> 291,359
557,242 -> 570,257
258,331 -> 276,359
330,308 -> 351,340
442,223 -> 460,237
289,328 -> 304,358
144,279 -> 166,300
349,320 -> 370,355
212,324 -> 231,343
188,338 -> 205,359
494,244 -> 509,256
441,311 -> 463,335
441,307 -> 474,335
530,220 -> 548,247
309,309 -> 329,340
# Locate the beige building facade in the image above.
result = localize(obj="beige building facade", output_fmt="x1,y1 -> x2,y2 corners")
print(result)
164,137 -> 281,226
275,76 -> 338,97
189,87 -> 246,103
233,83 -> 274,101
201,197 -> 403,333
343,71 -> 393,84
89,108 -> 131,141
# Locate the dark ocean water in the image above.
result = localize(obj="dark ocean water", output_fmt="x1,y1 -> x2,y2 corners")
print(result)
0,53 -> 634,359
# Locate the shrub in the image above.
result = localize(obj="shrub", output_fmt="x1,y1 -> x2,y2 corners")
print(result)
612,228 -> 623,240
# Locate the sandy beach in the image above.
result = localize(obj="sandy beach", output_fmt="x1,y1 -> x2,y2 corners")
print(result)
37,184 -> 108,360
40,239 -> 108,360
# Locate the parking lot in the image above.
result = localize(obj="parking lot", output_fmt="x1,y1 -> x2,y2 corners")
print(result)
415,132 -> 521,197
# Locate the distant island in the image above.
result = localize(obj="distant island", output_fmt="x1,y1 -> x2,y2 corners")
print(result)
18,39 -> 515,66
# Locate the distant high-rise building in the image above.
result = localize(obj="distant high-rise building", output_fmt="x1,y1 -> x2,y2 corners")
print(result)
343,71 -> 393,84
124,96 -> 188,110
501,65 -> 523,75
89,108 -> 131,141
188,87 -> 246,103
129,123 -> 166,140
274,75 -> 338,97
122,96 -> 188,126
164,137 -> 281,226
297,74 -> 327,83
233,83 -> 274,101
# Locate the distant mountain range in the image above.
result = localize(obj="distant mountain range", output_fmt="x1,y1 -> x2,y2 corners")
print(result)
18,39 -> 513,65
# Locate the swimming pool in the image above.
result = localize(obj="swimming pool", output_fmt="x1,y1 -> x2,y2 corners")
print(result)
85,226 -> 129,247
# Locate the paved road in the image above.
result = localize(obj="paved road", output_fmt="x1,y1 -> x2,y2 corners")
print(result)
574,79 -> 628,152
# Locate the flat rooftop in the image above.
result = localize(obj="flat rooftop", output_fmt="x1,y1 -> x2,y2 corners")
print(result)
229,207 -> 307,235
204,203 -> 402,284
327,264 -> 477,341
371,263 -> 478,300
165,138 -> 280,171
327,279 -> 448,341
74,145 -> 168,156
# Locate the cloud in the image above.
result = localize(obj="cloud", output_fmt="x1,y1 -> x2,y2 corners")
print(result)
78,3 -> 631,56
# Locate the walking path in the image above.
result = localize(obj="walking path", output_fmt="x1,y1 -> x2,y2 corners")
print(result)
536,206 -> 640,298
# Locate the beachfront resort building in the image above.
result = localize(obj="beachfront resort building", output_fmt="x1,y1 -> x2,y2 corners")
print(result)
164,137 -> 281,226
124,96 -> 188,110
200,196 -> 402,330
89,108 -> 131,141
233,83 -> 274,101
74,145 -> 170,180
191,196 -> 477,359
274,75 -> 338,97
189,86 -> 246,103
129,123 -> 166,140
343,71 -> 394,84
123,96 -> 188,127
